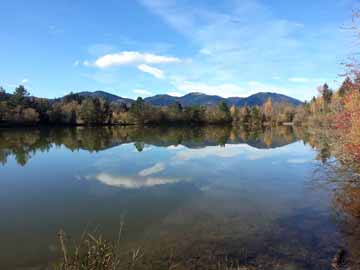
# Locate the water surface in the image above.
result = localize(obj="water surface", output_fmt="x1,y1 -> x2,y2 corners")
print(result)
0,126 -> 342,269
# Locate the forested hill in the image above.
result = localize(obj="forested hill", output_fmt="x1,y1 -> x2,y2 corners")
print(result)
75,91 -> 302,107
0,85 -> 304,126
75,91 -> 133,106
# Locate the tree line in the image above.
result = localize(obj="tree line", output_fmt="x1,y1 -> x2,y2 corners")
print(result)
297,74 -> 360,168
0,85 -> 300,126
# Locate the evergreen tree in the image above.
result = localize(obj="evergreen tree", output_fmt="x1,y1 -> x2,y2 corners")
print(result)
0,86 -> 5,96
218,101 -> 231,122
339,77 -> 353,97
321,83 -> 333,104
80,98 -> 97,125
64,92 -> 82,103
0,87 -> 6,101
250,106 -> 261,120
130,97 -> 146,123
130,97 -> 145,114
11,85 -> 29,105
218,101 -> 229,113
134,141 -> 144,152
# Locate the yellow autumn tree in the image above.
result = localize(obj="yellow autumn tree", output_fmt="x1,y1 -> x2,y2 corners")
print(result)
263,98 -> 273,122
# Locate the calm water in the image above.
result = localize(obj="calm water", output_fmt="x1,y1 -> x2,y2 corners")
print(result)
0,126 -> 342,269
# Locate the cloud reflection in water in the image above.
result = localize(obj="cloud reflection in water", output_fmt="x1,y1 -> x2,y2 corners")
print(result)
94,173 -> 184,189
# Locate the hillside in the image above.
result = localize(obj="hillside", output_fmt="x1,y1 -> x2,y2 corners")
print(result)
77,91 -> 133,106
75,91 -> 302,107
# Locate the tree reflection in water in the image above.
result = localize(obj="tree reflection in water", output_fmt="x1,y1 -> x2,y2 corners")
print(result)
0,125 -> 298,166
306,128 -> 360,269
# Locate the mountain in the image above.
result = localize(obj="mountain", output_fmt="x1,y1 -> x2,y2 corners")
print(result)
227,92 -> 303,107
72,91 -> 302,107
76,91 -> 133,105
145,92 -> 302,107
144,94 -> 178,106
144,92 -> 224,106
179,92 -> 225,106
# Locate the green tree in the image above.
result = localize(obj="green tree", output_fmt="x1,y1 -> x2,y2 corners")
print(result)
131,97 -> 145,112
80,98 -> 97,125
99,99 -> 111,124
339,77 -> 353,97
134,141 -> 144,152
49,104 -> 63,123
11,85 -> 29,105
321,83 -> 333,104
250,106 -> 261,121
0,86 -> 5,96
191,106 -> 206,123
219,101 -> 232,122
0,101 -> 7,121
166,102 -> 183,122
64,92 -> 82,103
218,101 -> 229,113
33,98 -> 51,123
129,97 -> 146,124
0,87 -> 6,103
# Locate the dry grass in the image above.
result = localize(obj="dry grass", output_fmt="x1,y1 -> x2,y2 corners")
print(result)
53,222 -> 143,270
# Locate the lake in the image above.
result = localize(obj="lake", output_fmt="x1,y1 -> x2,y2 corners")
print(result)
0,126 -> 347,269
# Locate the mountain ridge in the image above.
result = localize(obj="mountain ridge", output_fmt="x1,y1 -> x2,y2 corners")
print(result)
74,91 -> 303,107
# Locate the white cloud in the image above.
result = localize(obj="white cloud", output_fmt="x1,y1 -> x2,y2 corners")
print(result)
94,173 -> 182,189
138,0 -> 346,101
138,162 -> 165,176
138,64 -> 165,79
73,60 -> 80,67
92,51 -> 181,68
133,89 -> 153,96
288,77 -> 310,83
21,78 -> 29,84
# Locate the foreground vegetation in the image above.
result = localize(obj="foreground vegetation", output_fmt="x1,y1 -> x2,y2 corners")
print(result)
298,74 -> 360,268
54,228 -> 249,270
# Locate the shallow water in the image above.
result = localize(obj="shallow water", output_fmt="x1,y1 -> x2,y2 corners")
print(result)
0,126 -> 344,269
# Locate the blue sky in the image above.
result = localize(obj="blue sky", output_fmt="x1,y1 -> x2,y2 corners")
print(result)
0,0 -> 358,101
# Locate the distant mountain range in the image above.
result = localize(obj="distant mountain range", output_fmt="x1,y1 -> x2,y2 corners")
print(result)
74,91 -> 302,107
76,91 -> 134,105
